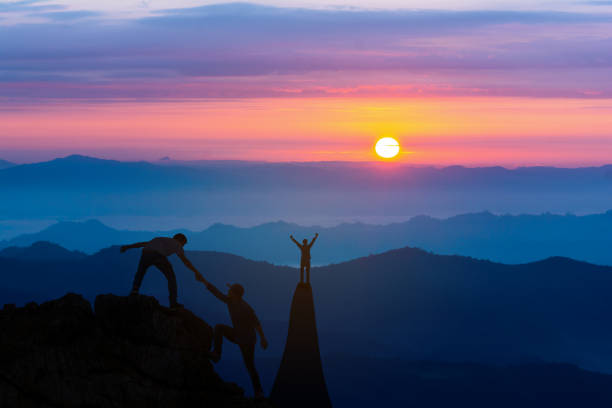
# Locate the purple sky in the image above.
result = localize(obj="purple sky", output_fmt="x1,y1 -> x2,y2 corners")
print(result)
1,1 -> 611,164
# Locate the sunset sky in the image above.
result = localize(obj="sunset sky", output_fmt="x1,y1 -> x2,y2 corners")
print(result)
1,0 -> 612,165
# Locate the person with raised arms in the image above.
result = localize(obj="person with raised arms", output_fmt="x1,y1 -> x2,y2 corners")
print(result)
290,232 -> 318,283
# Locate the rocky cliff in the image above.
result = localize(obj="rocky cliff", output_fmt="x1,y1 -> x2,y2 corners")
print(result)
0,293 -> 270,408
271,283 -> 332,408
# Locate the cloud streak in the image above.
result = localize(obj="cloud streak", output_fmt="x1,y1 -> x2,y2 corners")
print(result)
1,3 -> 612,100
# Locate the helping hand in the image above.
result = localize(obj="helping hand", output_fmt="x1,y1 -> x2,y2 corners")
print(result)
261,338 -> 269,350
120,246 -> 127,253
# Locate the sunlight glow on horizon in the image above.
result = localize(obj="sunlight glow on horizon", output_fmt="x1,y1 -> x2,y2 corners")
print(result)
2,97 -> 611,166
2,2 -> 612,166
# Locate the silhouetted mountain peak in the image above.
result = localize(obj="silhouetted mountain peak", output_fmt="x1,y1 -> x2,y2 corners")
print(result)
271,283 -> 332,408
43,155 -> 123,168
51,219 -> 113,231
206,222 -> 239,231
531,256 -> 590,268
0,241 -> 86,261
0,159 -> 15,169
27,155 -> 157,172
60,154 -> 106,162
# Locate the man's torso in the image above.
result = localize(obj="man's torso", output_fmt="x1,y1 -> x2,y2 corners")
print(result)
227,299 -> 258,344
145,237 -> 184,257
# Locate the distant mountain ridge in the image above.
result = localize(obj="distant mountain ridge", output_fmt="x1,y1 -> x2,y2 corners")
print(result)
0,159 -> 15,169
2,155 -> 611,191
1,155 -> 611,219
0,241 -> 86,261
2,211 -> 612,265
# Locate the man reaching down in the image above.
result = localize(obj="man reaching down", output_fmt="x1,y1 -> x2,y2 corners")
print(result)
120,233 -> 200,309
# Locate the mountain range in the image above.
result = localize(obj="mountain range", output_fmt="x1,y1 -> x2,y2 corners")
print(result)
0,241 -> 86,261
3,242 -> 612,375
2,155 -> 611,220
2,211 -> 612,265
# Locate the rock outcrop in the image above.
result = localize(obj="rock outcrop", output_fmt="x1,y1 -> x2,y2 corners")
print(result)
0,293 -> 269,408
270,282 -> 332,408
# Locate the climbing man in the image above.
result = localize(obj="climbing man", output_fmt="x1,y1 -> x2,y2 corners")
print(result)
290,233 -> 318,283
120,233 -> 201,310
196,275 -> 268,399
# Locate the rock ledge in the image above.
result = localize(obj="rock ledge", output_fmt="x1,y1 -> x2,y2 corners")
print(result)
0,293 -> 267,408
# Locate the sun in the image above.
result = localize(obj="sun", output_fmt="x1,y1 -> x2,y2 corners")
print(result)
375,137 -> 400,159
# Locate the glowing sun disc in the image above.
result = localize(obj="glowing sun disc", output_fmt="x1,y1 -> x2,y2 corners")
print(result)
375,137 -> 400,159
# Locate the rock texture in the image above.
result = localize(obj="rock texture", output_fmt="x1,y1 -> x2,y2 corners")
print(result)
270,282 -> 332,408
0,293 -> 269,408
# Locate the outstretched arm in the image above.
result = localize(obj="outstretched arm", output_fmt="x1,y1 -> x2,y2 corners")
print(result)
178,253 -> 200,276
178,253 -> 208,286
196,277 -> 229,303
290,235 -> 302,248
120,241 -> 149,253
308,233 -> 319,248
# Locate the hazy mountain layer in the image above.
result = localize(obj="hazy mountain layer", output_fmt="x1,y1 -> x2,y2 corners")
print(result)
2,244 -> 612,375
2,210 -> 612,265
0,159 -> 14,170
2,155 -> 611,220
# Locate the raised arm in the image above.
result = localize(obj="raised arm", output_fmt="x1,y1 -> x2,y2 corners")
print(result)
120,241 -> 149,253
308,233 -> 319,248
290,235 -> 302,248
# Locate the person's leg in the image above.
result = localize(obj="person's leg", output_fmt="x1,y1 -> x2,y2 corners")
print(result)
300,263 -> 305,283
306,263 -> 311,283
239,342 -> 263,397
155,257 -> 178,307
131,251 -> 151,294
211,324 -> 237,362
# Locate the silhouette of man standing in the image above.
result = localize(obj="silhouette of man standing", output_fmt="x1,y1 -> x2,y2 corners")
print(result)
290,233 -> 318,283
120,233 -> 201,309
196,275 -> 268,399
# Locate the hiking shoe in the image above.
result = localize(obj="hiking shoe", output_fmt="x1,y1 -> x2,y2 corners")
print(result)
129,290 -> 139,297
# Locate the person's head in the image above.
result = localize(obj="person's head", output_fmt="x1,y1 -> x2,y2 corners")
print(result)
302,238 -> 308,245
226,283 -> 244,299
173,233 -> 187,247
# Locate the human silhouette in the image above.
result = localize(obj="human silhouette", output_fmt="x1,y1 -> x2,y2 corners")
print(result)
290,233 -> 318,283
120,233 -> 201,310
197,275 -> 268,399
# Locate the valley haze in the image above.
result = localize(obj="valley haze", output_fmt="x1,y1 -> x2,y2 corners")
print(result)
1,155 -> 611,226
